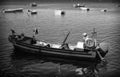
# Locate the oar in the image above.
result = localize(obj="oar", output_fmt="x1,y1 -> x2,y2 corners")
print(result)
61,31 -> 70,47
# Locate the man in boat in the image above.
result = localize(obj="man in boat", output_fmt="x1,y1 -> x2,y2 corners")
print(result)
11,29 -> 15,35
21,33 -> 24,39
82,33 -> 89,42
10,29 -> 18,40
17,33 -> 25,41
33,28 -> 38,35
10,29 -> 23,40
31,35 -> 37,44
11,29 -> 16,38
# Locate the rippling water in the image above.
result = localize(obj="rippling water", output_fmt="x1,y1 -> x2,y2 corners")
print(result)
0,2 -> 120,77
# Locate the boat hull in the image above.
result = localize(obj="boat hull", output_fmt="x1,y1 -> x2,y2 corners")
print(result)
4,8 -> 23,13
13,43 -> 98,62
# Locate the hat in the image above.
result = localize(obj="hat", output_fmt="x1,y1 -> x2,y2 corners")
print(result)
83,33 -> 87,37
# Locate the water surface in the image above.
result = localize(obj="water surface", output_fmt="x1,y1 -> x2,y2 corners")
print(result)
0,2 -> 120,77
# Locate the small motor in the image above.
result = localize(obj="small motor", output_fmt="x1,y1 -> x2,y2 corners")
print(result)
97,42 -> 109,57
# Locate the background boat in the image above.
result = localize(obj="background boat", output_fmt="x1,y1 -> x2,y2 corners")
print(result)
3,8 -> 23,13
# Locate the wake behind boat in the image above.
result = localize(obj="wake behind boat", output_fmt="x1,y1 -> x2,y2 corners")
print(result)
8,29 -> 108,62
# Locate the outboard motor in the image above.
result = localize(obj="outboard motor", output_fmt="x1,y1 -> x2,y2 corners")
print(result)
97,42 -> 109,57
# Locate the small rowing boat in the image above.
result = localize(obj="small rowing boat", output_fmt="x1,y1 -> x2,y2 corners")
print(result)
3,8 -> 23,13
73,3 -> 85,8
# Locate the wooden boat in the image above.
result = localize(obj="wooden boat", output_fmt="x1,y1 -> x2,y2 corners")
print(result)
80,7 -> 90,11
8,29 -> 108,62
3,8 -> 23,13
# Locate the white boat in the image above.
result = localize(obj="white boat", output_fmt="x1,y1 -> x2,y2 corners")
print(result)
80,7 -> 90,11
31,2 -> 37,7
28,9 -> 37,14
31,10 -> 37,14
3,8 -> 23,13
73,3 -> 85,8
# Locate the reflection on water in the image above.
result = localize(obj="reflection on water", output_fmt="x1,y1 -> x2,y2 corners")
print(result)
9,51 -> 100,77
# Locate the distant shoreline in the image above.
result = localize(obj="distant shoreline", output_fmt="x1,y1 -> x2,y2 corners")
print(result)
0,1 -> 119,5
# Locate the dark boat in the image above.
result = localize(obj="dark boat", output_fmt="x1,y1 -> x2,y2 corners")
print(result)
3,8 -> 23,13
8,29 -> 108,62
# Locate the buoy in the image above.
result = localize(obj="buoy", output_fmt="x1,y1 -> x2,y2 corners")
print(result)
61,11 -> 65,15
28,9 -> 31,12
54,10 -> 65,16
101,9 -> 107,12
87,8 -> 90,11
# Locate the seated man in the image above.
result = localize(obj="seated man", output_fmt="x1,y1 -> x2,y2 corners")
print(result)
20,33 -> 24,40
11,29 -> 15,35
16,33 -> 25,41
31,36 -> 37,44
82,33 -> 89,42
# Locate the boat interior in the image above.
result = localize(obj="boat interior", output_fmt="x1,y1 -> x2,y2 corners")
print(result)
14,35 -> 86,51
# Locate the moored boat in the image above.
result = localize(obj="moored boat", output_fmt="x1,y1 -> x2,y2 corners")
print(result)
31,2 -> 37,7
73,3 -> 85,8
3,8 -> 23,13
31,10 -> 37,14
8,29 -> 108,62
28,10 -> 37,14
